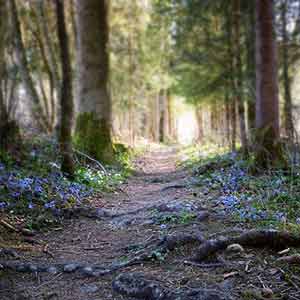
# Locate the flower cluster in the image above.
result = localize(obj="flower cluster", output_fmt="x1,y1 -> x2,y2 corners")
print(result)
0,165 -> 91,213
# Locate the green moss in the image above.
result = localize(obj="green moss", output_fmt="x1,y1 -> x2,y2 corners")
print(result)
74,112 -> 115,164
253,126 -> 288,170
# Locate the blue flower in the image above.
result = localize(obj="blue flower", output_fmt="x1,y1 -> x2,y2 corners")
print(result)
34,185 -> 43,194
18,178 -> 33,189
44,201 -> 56,209
0,202 -> 7,209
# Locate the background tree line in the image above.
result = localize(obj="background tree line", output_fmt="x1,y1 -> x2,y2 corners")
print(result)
0,0 -> 299,175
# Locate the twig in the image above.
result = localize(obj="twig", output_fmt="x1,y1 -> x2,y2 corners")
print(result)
34,273 -> 62,291
0,219 -> 18,232
74,148 -> 107,175
0,220 -> 34,236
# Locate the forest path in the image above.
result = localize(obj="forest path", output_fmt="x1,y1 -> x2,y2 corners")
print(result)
1,147 -> 292,300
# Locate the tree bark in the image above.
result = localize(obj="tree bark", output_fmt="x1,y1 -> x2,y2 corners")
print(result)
0,0 -> 8,150
226,4 -> 237,152
55,0 -> 75,177
9,0 -> 47,132
246,0 -> 256,144
36,2 -> 60,132
75,0 -> 114,163
255,0 -> 284,167
281,0 -> 294,141
196,105 -> 203,143
233,0 -> 248,155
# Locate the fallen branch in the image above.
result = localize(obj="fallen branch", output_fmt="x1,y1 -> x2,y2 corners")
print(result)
0,219 -> 35,236
74,148 -> 107,175
194,230 -> 300,262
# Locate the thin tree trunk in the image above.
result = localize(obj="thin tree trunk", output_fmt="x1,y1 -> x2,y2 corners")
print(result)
128,28 -> 135,146
159,89 -> 169,143
196,106 -> 203,143
9,0 -> 47,132
246,0 -> 256,144
36,2 -> 60,130
281,0 -> 294,141
166,90 -> 174,139
55,0 -> 75,177
233,0 -> 248,155
226,3 -> 236,152
225,97 -> 231,149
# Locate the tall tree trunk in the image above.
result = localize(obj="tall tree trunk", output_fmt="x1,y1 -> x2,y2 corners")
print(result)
55,0 -> 75,177
75,0 -> 114,163
281,0 -> 294,141
255,0 -> 284,167
233,0 -> 248,155
226,3 -> 236,151
36,2 -> 60,131
128,20 -> 135,146
246,0 -> 256,144
225,97 -> 231,149
196,105 -> 203,143
0,0 -> 8,150
153,92 -> 160,143
159,89 -> 169,143
9,0 -> 48,132
166,90 -> 174,139
0,0 -> 19,151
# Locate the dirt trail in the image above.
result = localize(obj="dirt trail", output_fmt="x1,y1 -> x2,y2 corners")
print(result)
0,147 -> 297,300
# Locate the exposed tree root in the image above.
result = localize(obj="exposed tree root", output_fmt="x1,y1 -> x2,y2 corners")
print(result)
194,230 -> 300,262
160,184 -> 186,192
112,273 -> 231,300
0,248 -> 20,258
0,232 -> 204,276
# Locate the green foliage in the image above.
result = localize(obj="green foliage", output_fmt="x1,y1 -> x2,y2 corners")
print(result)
0,136 -> 131,231
114,143 -> 134,171
155,210 -> 197,225
75,167 -> 126,192
183,144 -> 300,230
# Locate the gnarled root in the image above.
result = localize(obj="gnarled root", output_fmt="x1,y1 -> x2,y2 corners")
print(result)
112,273 -> 231,300
194,230 -> 300,262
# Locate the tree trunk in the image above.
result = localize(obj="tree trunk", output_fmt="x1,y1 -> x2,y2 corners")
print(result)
55,0 -> 75,177
225,98 -> 231,149
159,89 -> 169,143
246,0 -> 256,144
75,0 -> 114,163
166,90 -> 174,139
226,4 -> 236,152
152,92 -> 160,143
196,106 -> 203,143
0,0 -> 8,142
0,0 -> 20,152
9,0 -> 48,132
255,0 -> 284,167
36,2 -> 60,131
281,0 -> 294,141
233,0 -> 248,155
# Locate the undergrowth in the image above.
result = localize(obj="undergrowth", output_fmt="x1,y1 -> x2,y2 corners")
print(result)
0,136 -> 133,230
182,144 -> 300,231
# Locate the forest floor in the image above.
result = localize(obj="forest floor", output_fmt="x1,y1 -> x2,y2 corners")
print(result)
1,146 -> 300,300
